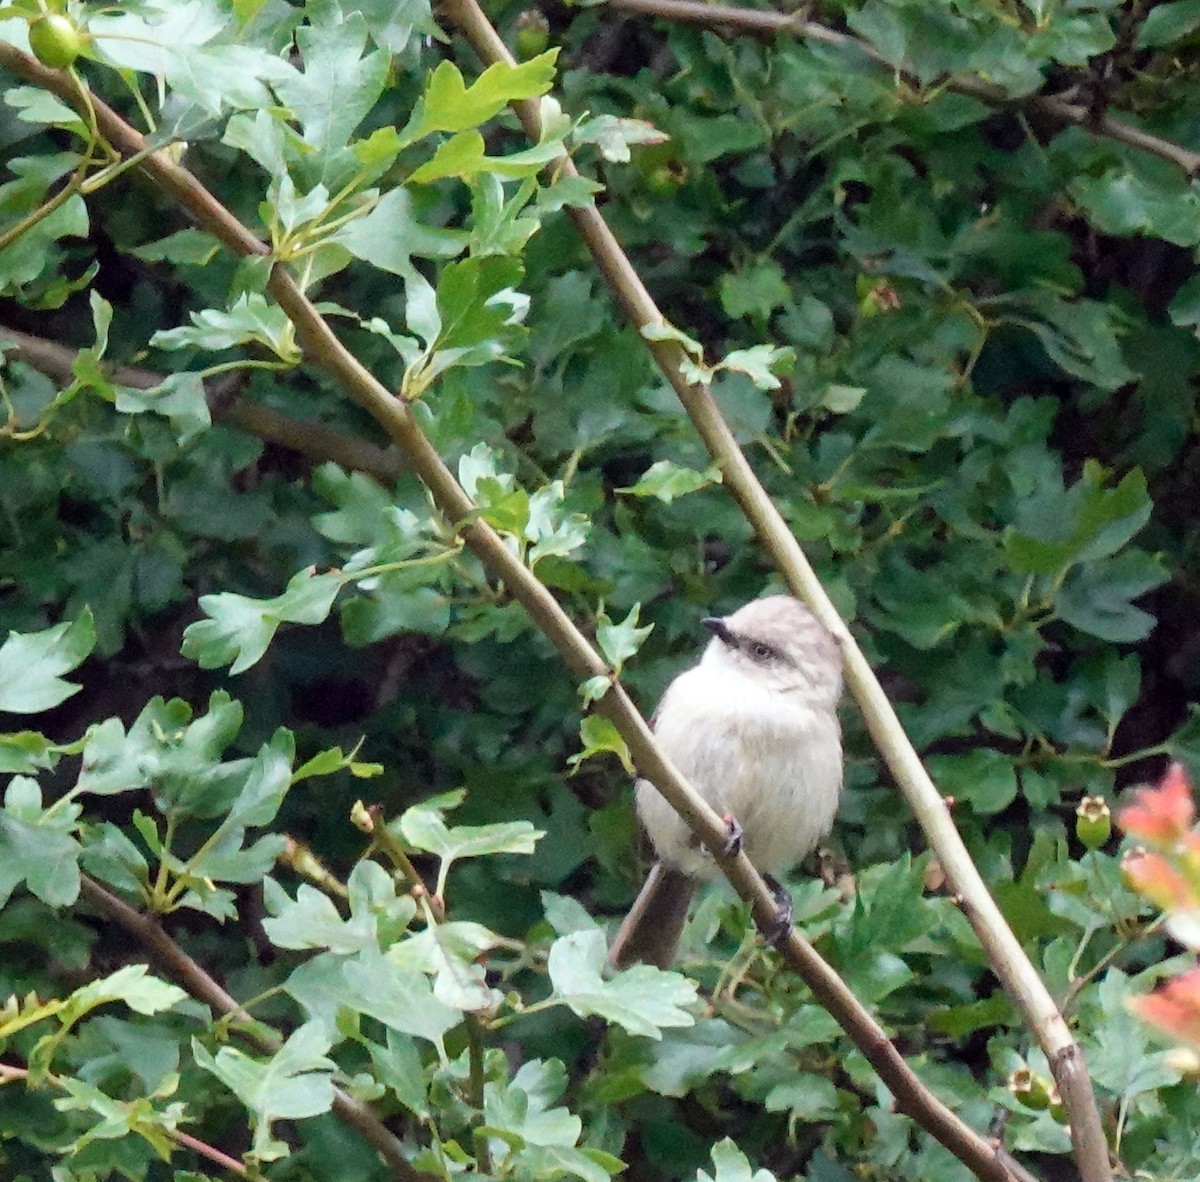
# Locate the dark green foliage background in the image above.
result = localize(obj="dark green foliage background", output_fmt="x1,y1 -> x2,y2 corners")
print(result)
1,0 -> 1199,1180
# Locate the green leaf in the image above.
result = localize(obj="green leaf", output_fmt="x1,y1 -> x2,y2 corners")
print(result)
398,802 -> 544,865
763,1073 -> 839,1120
698,1138 -> 778,1182
547,929 -> 697,1038
0,730 -> 62,775
1072,170 -> 1200,248
409,130 -> 563,185
1013,292 -> 1136,391
596,603 -> 653,672
403,54 -> 559,143
115,372 -> 212,445
388,920 -> 501,1010
193,1022 -> 337,1161
1056,550 -> 1166,642
1003,463 -> 1152,576
568,715 -> 634,775
618,459 -> 723,504
66,964 -> 187,1019
272,9 -> 389,179
151,293 -> 301,363
181,568 -> 344,674
0,776 -> 82,907
337,947 -> 462,1044
131,228 -> 221,265
332,188 -> 468,275
713,344 -> 794,391
1134,0 -> 1200,48
263,861 -> 416,954
926,749 -> 1018,814
718,261 -> 789,321
0,611 -> 95,714
572,114 -> 666,163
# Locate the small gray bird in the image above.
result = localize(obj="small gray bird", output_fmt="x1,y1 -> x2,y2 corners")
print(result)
608,596 -> 843,969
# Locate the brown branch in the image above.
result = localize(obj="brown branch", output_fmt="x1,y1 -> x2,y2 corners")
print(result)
77,877 -> 429,1182
435,7 -> 1113,1182
0,325 -> 404,485
607,0 -> 1200,177
0,44 -> 1052,1182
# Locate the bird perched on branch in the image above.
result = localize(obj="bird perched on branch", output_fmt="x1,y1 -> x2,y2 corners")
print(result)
608,596 -> 843,969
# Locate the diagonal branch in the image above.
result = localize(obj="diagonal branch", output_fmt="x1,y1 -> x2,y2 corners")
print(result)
608,0 -> 1200,177
0,324 -> 404,484
0,43 -> 1042,1182
435,5 -> 1113,1181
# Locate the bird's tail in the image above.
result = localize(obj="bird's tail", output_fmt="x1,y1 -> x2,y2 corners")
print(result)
607,862 -> 695,970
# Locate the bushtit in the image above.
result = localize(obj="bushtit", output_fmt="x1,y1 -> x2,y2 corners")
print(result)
608,596 -> 843,969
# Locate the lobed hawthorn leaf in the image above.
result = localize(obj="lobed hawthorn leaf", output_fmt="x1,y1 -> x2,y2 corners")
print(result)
547,929 -> 698,1038
572,114 -> 666,163
618,459 -> 723,504
568,715 -> 634,776
0,730 -> 62,775
389,920 -> 501,1011
77,692 -> 242,809
699,1138 -> 778,1182
263,861 -> 416,954
596,603 -> 653,673
0,776 -> 82,908
1003,463 -> 1152,576
273,8 -> 389,181
332,188 -> 468,275
193,1021 -> 337,1161
1056,550 -> 1167,643
181,568 -> 343,675
152,293 -> 300,362
114,372 -> 211,445
482,1060 -> 624,1182
1072,171 -> 1200,248
338,946 -> 462,1044
409,130 -> 563,185
399,805 -> 544,864
0,611 -> 95,715
402,53 -> 559,143
87,0 -> 294,115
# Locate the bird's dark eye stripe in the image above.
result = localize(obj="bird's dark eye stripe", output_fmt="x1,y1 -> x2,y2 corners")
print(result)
742,637 -> 783,662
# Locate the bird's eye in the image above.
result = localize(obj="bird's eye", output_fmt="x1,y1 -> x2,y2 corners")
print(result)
749,641 -> 774,662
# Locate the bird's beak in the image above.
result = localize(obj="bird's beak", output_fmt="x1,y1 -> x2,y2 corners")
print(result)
702,617 -> 734,646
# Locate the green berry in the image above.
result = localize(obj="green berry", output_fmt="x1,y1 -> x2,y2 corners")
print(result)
28,13 -> 83,69
515,11 -> 550,60
1076,795 -> 1112,850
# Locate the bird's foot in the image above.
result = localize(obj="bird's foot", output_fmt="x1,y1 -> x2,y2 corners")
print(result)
720,813 -> 744,857
758,873 -> 794,948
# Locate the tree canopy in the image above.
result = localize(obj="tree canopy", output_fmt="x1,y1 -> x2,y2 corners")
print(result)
0,2 -> 1199,1181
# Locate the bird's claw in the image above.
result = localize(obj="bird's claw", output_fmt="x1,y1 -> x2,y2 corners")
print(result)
758,873 -> 794,948
720,813 -> 744,857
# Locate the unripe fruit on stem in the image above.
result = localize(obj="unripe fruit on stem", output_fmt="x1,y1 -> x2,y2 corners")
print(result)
1076,794 -> 1112,850
515,11 -> 550,60
28,13 -> 83,69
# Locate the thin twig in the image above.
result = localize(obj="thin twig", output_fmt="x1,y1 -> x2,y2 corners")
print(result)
0,43 -> 1040,1182
1,1060 -> 250,1177
0,325 -> 404,485
434,6 -> 1112,1181
606,0 -> 1200,177
77,876 -> 428,1182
